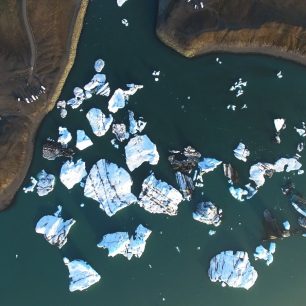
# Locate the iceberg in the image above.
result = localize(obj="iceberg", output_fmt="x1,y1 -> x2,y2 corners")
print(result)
84,73 -> 106,92
36,170 -> 55,196
208,251 -> 258,290
60,159 -> 87,189
117,0 -> 128,7
94,59 -> 105,73
125,135 -> 159,171
274,158 -> 302,173
274,118 -> 286,132
76,130 -> 93,151
35,206 -> 75,249
86,108 -> 113,137
63,257 -> 101,292
229,186 -> 248,202
193,201 -> 222,226
108,89 -> 126,113
138,173 -> 183,216
128,110 -> 147,134
84,159 -> 137,216
233,143 -> 250,162
97,224 -> 152,260
125,83 -> 143,96
57,127 -> 72,147
112,123 -> 129,142
175,171 -> 194,201
254,243 -> 276,266
23,177 -> 37,193
198,158 -> 222,174
249,162 -> 274,188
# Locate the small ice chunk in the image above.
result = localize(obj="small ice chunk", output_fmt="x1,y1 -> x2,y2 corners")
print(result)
35,206 -> 75,249
94,59 -> 105,73
198,158 -> 222,174
274,118 -> 286,132
57,127 -> 72,147
80,203 -> 85,208
63,258 -> 101,292
176,246 -> 181,253
84,74 -> 106,92
277,71 -> 283,79
283,221 -> 290,230
86,108 -> 113,137
209,230 -> 216,236
229,186 -> 248,202
138,173 -> 183,216
36,170 -> 55,196
128,110 -> 147,134
208,251 -> 257,289
60,159 -> 87,189
295,126 -> 306,137
152,70 -> 160,76
76,130 -> 93,150
60,108 -> 67,118
233,143 -> 250,162
192,201 -> 222,226
23,177 -> 38,193
117,0 -> 128,7
125,135 -> 159,171
121,18 -> 129,26
254,244 -> 275,266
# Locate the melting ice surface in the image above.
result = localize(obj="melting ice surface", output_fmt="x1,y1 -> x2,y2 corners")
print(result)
60,159 -> 87,189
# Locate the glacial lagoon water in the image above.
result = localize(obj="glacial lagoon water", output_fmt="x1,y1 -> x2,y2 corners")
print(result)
1,1 -> 306,305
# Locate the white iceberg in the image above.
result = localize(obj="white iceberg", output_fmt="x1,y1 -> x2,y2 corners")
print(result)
274,118 -> 286,132
86,108 -> 113,137
94,59 -> 105,73
57,127 -> 72,147
23,177 -> 38,193
249,162 -> 274,188
274,158 -> 302,173
97,224 -> 151,260
63,257 -> 101,292
112,123 -> 129,142
84,73 -> 106,92
125,135 -> 159,171
254,243 -> 276,266
192,201 -> 222,226
84,159 -> 137,216
108,88 -> 126,113
128,110 -> 147,134
60,159 -> 87,189
295,127 -> 306,137
208,250 -> 258,290
198,158 -> 222,174
96,82 -> 110,96
229,186 -> 248,202
117,0 -> 128,7
138,173 -> 183,216
233,143 -> 250,162
35,206 -> 75,249
125,83 -> 143,96
76,130 -> 93,150
36,170 -> 55,196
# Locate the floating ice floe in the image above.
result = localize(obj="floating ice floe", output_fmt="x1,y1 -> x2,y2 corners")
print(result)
198,158 -> 222,174
216,57 -> 222,64
84,73 -> 106,92
297,142 -> 304,152
60,159 -> 87,189
35,206 -> 76,249
254,243 -> 276,266
227,104 -> 236,111
283,220 -> 290,230
274,158 -> 302,173
230,78 -> 247,98
36,170 -> 56,196
84,159 -> 137,216
57,127 -> 72,147
97,224 -> 152,260
125,135 -> 159,171
233,143 -> 250,162
274,118 -> 286,132
138,173 -> 183,216
128,110 -> 147,134
294,122 -> 306,137
193,201 -> 222,226
117,0 -> 128,7
208,250 -> 258,290
23,177 -> 38,193
94,59 -> 105,73
57,100 -> 67,118
112,123 -> 129,142
67,87 -> 92,109
121,19 -> 129,26
76,130 -> 93,150
63,258 -> 101,292
86,108 -> 113,137
229,186 -> 248,202
277,71 -> 283,79
249,162 -> 274,188
175,172 -> 194,201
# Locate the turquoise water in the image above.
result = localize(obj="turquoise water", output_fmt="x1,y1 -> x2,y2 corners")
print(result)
1,1 -> 306,305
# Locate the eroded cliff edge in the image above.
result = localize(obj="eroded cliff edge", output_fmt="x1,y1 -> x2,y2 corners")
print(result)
157,0 -> 306,64
0,0 -> 88,209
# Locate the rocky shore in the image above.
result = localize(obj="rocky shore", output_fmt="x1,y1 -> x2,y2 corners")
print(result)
0,0 -> 88,209
157,0 -> 306,65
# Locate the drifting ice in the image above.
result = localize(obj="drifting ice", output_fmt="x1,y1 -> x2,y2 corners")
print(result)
86,108 -> 113,137
57,127 -> 72,147
94,59 -> 105,73
60,159 -> 87,189
76,130 -> 93,150
193,201 -> 222,226
36,170 -> 55,196
198,158 -> 222,173
233,143 -> 250,162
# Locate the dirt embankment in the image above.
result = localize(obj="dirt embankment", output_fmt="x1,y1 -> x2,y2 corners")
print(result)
0,0 -> 89,210
156,0 -> 306,64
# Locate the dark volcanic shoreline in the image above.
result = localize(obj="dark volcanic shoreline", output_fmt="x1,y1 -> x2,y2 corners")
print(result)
157,0 -> 306,66
0,0 -> 89,210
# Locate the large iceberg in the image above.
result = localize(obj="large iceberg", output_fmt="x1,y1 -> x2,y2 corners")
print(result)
63,257 -> 101,292
35,206 -> 75,249
249,162 -> 274,188
233,143 -> 250,162
125,135 -> 159,171
274,158 -> 302,173
198,158 -> 222,174
60,159 -> 87,189
254,243 -> 276,266
192,201 -> 222,226
84,159 -> 137,216
57,127 -> 72,147
76,130 -> 93,151
138,173 -> 183,216
117,0 -> 128,7
86,108 -> 113,137
36,170 -> 55,196
208,251 -> 258,290
128,110 -> 146,134
97,224 -> 152,260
